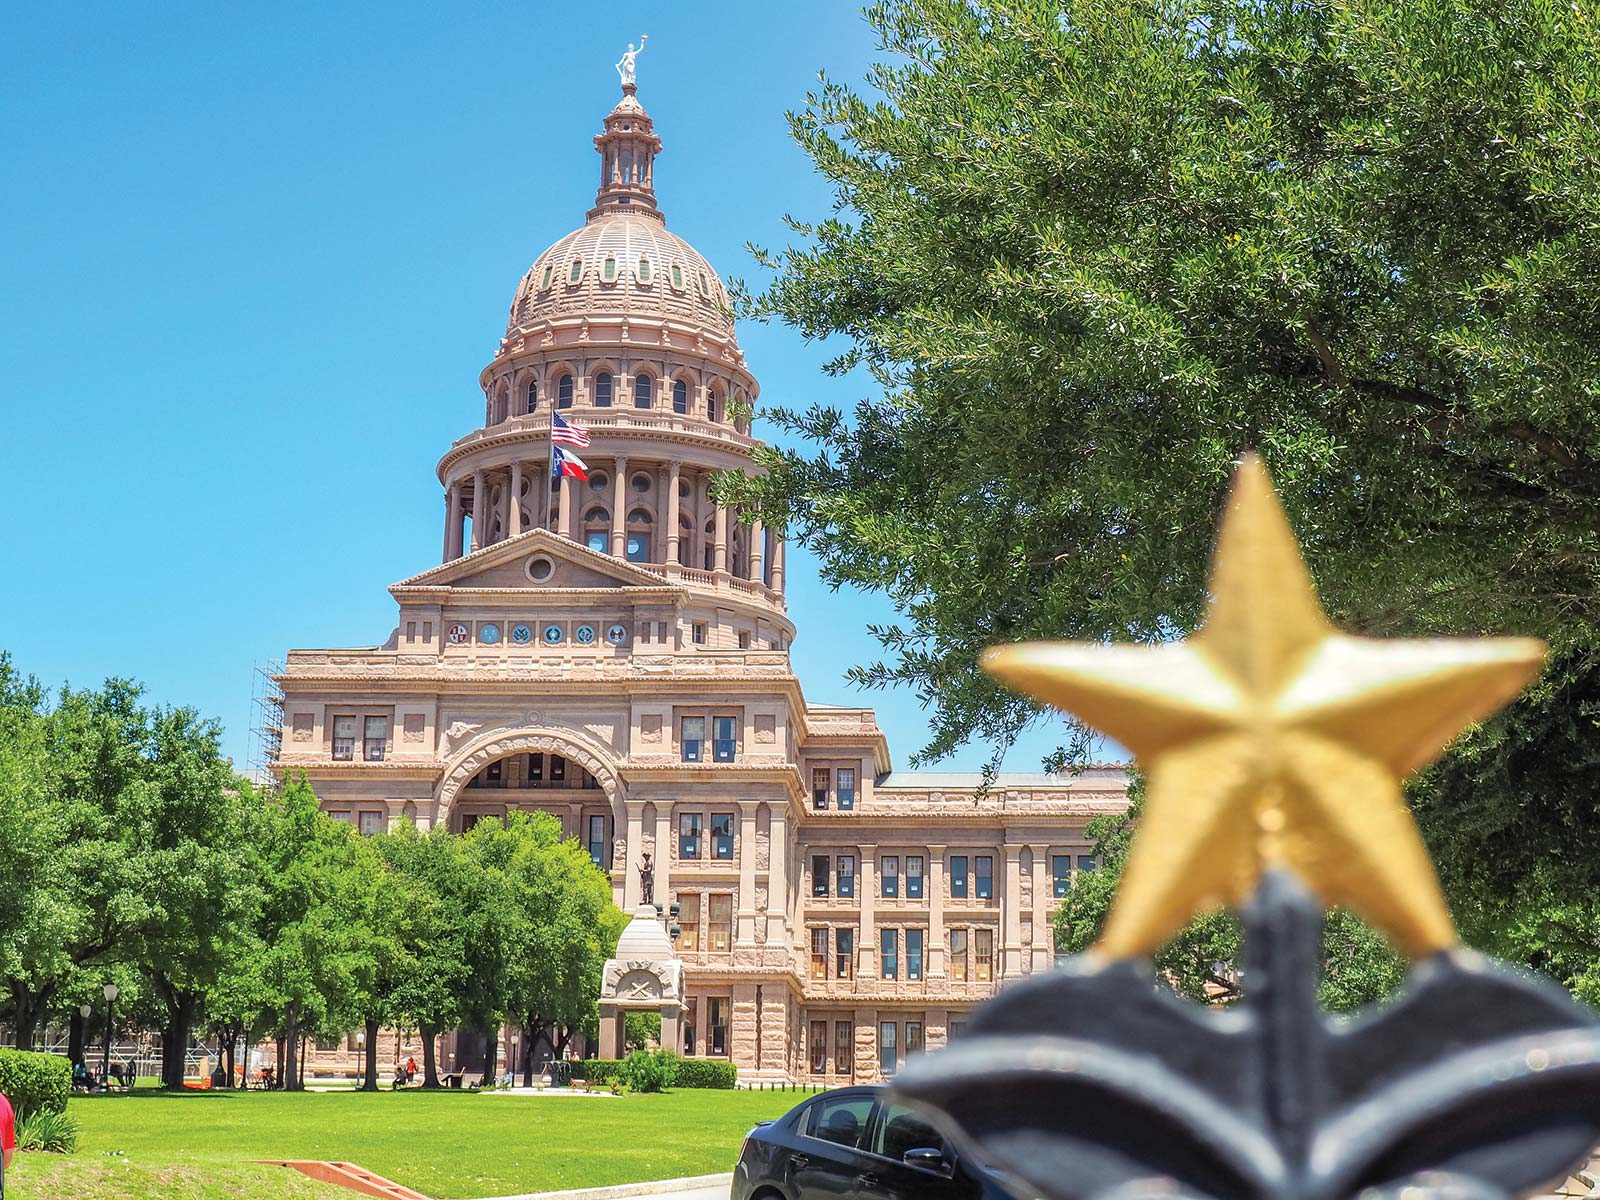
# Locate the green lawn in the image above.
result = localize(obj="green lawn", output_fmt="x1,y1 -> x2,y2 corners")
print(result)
6,1087 -> 805,1200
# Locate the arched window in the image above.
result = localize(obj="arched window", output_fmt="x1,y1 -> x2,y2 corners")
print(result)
594,371 -> 613,407
495,385 -> 510,423
525,379 -> 539,414
584,506 -> 611,556
703,516 -> 716,572
706,387 -> 719,423
541,264 -> 554,289
602,256 -> 617,283
671,264 -> 684,290
626,508 -> 653,563
637,257 -> 653,284
672,379 -> 688,414
633,374 -> 652,409
678,514 -> 693,567
558,375 -> 574,409
569,258 -> 584,284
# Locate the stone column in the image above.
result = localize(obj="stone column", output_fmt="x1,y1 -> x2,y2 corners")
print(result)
660,1002 -> 682,1061
758,982 -> 788,1079
598,1004 -> 623,1060
766,805 -> 789,948
736,802 -> 760,948
732,982 -> 760,1073
713,504 -> 729,574
771,535 -> 786,596
665,461 -> 682,567
927,844 -> 947,979
1003,843 -> 1024,979
750,517 -> 765,585
858,845 -> 877,980
654,464 -> 670,563
623,805 -> 644,909
566,802 -> 585,842
470,470 -> 486,552
441,484 -> 454,561
508,461 -> 522,537
558,475 -> 575,539
1031,843 -> 1051,972
654,804 -> 673,914
611,456 -> 628,556
446,482 -> 464,560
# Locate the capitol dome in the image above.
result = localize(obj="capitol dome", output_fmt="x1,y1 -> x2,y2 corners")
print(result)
503,85 -> 736,346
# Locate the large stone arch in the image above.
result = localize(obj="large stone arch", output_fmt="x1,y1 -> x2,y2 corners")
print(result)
435,725 -> 626,834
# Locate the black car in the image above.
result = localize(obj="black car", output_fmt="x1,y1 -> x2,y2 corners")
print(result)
732,1085 -> 1023,1200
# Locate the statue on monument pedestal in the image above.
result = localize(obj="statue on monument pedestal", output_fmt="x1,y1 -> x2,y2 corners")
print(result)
639,851 -> 653,906
616,35 -> 647,89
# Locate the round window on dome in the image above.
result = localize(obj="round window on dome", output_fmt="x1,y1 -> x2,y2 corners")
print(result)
569,258 -> 583,284
541,264 -> 554,290
631,473 -> 652,494
602,256 -> 617,283
527,555 -> 555,582
670,264 -> 684,290
588,471 -> 610,493
637,257 -> 652,284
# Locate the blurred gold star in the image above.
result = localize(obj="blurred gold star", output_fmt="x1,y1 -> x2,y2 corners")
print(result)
984,454 -> 1544,960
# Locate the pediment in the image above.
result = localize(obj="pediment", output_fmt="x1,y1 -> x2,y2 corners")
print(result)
390,529 -> 673,594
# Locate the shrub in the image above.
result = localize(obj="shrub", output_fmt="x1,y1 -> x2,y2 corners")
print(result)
15,1109 -> 77,1154
570,1059 -> 623,1084
617,1048 -> 679,1094
674,1058 -> 737,1090
0,1050 -> 69,1119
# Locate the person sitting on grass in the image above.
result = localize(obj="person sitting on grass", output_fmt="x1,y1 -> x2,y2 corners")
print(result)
71,1060 -> 95,1093
392,1062 -> 407,1090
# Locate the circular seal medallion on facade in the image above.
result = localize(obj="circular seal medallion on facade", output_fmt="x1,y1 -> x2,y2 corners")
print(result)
543,623 -> 565,645
447,623 -> 469,644
575,624 -> 597,645
607,623 -> 628,645
511,624 -> 533,644
480,623 -> 501,645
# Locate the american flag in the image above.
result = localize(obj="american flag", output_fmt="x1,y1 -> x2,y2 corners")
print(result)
551,413 -> 591,448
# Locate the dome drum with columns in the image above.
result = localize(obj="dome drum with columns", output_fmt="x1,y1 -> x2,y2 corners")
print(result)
270,65 -> 1128,1085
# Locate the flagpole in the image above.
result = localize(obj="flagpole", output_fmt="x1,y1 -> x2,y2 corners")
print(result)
545,408 -> 556,533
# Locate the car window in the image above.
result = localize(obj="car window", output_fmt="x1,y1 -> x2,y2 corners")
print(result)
804,1093 -> 876,1151
874,1101 -> 952,1165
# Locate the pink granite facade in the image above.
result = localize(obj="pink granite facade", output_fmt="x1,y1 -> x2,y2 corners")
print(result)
272,82 -> 1130,1083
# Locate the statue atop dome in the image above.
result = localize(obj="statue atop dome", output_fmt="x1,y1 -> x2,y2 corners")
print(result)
615,35 -> 647,90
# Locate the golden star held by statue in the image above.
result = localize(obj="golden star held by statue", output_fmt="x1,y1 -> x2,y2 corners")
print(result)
984,454 -> 1545,961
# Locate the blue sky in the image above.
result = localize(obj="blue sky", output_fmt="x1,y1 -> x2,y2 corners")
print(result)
0,2 -> 1082,774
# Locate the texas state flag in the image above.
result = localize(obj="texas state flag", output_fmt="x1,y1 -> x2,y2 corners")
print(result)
552,444 -> 590,480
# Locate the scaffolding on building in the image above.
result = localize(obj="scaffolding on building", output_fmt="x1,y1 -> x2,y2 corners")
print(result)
248,659 -> 285,789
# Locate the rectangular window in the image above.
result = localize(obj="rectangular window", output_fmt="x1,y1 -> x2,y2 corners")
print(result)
812,854 -> 830,898
678,894 -> 699,952
906,929 -> 924,980
881,928 -> 898,979
810,1021 -> 828,1074
358,810 -> 384,836
905,1020 -> 923,1058
975,928 -> 994,981
880,855 -> 899,898
422,621 -> 433,641
681,716 -> 705,763
587,814 -> 606,867
950,928 -> 969,981
836,927 -> 854,980
949,1021 -> 967,1041
528,753 -> 544,783
837,767 -> 856,810
811,928 -> 828,979
1052,854 -> 1071,898
837,854 -> 855,898
906,855 -> 924,899
711,812 -> 735,859
709,893 -> 732,952
812,767 -> 831,810
406,621 -> 416,641
550,755 -> 566,782
708,998 -> 728,1055
737,630 -> 750,649
975,855 -> 993,900
1078,854 -> 1097,873
679,812 -> 702,859
332,715 -> 356,761
835,1021 -> 853,1075
712,716 -> 737,762
692,623 -> 706,645
879,1021 -> 897,1076
486,760 -> 503,784
951,855 -> 969,899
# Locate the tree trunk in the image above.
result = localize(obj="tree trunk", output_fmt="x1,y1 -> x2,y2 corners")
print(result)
160,991 -> 197,1090
482,1024 -> 499,1087
521,1019 -> 535,1087
67,1006 -> 85,1065
222,1023 -> 236,1087
275,1035 -> 285,1089
283,1002 -> 300,1092
362,1017 -> 379,1091
298,1032 -> 308,1090
10,986 -> 40,1053
420,1023 -> 441,1088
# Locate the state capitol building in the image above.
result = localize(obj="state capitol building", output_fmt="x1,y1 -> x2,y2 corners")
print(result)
271,72 -> 1130,1083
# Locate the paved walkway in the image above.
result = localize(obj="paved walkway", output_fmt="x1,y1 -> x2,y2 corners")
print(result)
482,1173 -> 731,1200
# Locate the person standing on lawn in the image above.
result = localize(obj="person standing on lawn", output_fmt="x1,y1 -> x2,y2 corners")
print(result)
0,1088 -> 16,1197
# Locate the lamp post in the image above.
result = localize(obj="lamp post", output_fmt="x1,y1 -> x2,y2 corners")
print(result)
78,1004 -> 92,1074
101,983 -> 119,1085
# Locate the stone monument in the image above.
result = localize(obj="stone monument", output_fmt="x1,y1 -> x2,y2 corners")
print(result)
597,903 -> 682,1060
